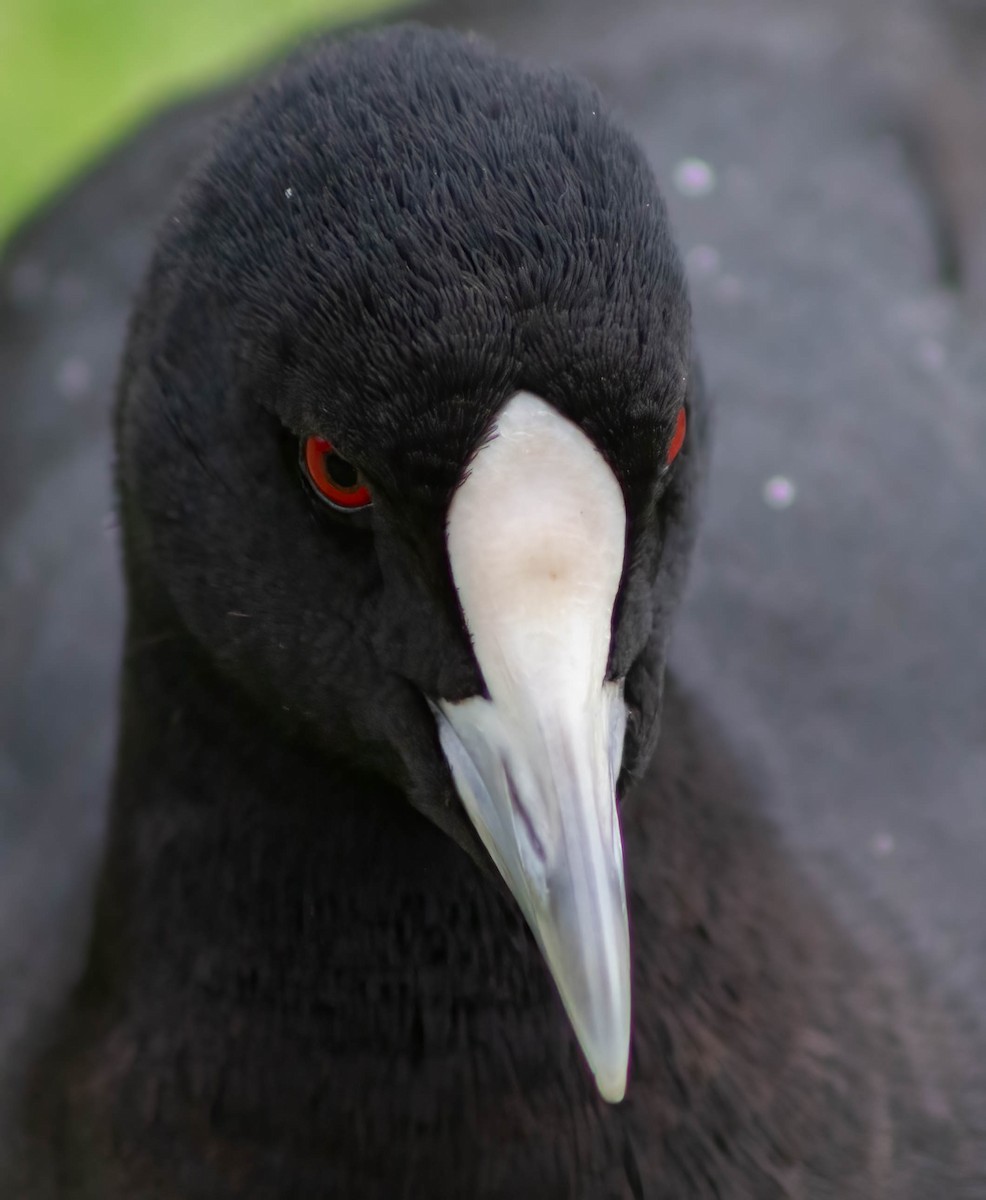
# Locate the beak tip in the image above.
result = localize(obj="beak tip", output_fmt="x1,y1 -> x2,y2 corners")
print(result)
580,1009 -> 630,1104
436,684 -> 634,1107
595,1064 -> 628,1105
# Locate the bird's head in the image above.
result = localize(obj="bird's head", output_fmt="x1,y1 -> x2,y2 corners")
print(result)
117,25 -> 705,1104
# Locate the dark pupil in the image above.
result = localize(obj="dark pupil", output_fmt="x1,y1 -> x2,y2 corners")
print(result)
325,452 -> 359,490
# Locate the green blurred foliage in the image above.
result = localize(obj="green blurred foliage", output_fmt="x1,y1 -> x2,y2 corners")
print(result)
0,0 -> 405,243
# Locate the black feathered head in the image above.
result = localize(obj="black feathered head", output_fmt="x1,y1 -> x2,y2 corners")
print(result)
117,24 -> 706,1102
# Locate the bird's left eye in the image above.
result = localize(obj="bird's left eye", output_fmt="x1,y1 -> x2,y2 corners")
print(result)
666,407 -> 687,467
301,437 -> 372,510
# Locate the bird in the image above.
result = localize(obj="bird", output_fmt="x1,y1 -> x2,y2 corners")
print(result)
7,21 -> 984,1200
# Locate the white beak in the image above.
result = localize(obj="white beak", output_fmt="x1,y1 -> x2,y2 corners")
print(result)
436,392 -> 631,1103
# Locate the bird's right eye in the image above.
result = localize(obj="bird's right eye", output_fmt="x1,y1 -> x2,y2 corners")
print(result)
665,407 -> 686,467
301,437 -> 373,510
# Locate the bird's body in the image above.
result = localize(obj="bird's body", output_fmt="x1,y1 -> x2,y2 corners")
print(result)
4,20 -> 985,1200
24,654 -> 976,1199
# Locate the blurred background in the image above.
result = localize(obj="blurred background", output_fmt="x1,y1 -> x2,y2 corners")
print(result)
0,0 -> 405,243
4,0 -> 986,301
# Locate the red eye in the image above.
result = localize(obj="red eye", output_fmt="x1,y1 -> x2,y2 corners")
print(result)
666,406 -> 686,466
302,437 -> 372,510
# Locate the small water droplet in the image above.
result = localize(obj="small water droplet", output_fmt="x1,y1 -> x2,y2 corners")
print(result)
763,476 -> 797,509
672,158 -> 716,198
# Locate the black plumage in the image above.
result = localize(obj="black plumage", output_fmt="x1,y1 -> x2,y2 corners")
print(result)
7,22 -> 984,1200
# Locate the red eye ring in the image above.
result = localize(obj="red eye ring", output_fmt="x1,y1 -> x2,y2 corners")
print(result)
666,406 -> 687,466
302,437 -> 372,510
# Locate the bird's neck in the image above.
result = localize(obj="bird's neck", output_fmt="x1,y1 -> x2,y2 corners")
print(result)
95,587 -> 547,1035
59,581 -> 578,1194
